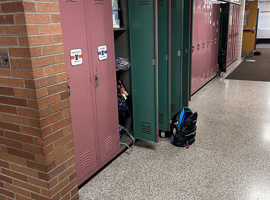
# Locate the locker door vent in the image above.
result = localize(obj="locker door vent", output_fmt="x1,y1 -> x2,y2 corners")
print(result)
158,0 -> 164,7
141,122 -> 152,135
137,0 -> 150,6
171,104 -> 176,114
104,136 -> 113,153
159,112 -> 164,125
79,151 -> 94,170
171,0 -> 176,7
94,0 -> 104,5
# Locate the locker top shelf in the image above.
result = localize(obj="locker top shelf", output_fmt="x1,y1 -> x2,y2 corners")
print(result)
114,28 -> 127,31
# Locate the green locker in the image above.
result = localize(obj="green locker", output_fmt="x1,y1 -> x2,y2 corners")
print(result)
129,0 -> 159,142
171,0 -> 184,118
158,0 -> 170,132
171,0 -> 190,117
182,0 -> 192,105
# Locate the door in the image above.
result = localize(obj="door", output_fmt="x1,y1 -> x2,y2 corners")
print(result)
84,0 -> 119,165
182,0 -> 191,107
59,0 -> 98,185
129,0 -> 159,142
171,0 -> 183,117
158,0 -> 170,131
242,0 -> 258,55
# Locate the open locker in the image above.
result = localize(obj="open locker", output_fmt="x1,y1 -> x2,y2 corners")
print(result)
129,0 -> 159,142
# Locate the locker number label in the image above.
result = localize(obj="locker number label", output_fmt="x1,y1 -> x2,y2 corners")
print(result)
98,45 -> 108,61
70,49 -> 83,66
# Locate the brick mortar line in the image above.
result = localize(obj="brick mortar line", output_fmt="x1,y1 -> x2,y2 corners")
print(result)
39,106 -> 70,121
41,115 -> 72,140
1,151 -> 75,183
2,182 -> 50,200
0,33 -> 62,36
59,179 -> 77,199
69,185 -> 79,199
50,177 -> 70,199
1,134 -> 43,148
47,161 -> 75,179
0,87 -> 67,102
0,33 -> 63,37
9,53 -> 65,60
1,127 -> 41,139
0,79 -> 67,92
0,100 -> 69,122
0,168 -> 47,193
0,158 -> 49,184
0,22 -> 61,26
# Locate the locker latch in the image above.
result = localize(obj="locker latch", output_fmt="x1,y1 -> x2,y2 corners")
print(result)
178,50 -> 181,56
95,74 -> 99,89
152,58 -> 156,66
165,55 -> 168,61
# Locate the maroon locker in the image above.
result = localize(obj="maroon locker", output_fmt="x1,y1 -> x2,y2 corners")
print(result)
59,0 -> 119,185
191,0 -> 200,94
59,1 -> 99,185
226,3 -> 234,67
191,0 -> 219,94
84,0 -> 119,167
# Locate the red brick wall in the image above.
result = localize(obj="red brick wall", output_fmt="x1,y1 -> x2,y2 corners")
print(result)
0,1 -> 79,199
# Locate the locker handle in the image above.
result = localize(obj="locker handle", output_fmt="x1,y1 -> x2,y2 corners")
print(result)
67,83 -> 70,97
202,42 -> 205,49
95,74 -> 99,89
197,44 -> 200,50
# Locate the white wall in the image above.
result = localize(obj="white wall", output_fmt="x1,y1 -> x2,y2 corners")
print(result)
257,1 -> 270,39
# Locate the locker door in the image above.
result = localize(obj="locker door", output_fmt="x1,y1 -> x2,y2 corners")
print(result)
59,0 -> 98,185
84,0 -> 119,165
129,0 -> 159,142
182,0 -> 191,107
158,0 -> 170,131
171,0 -> 183,117
218,3 -> 229,72
191,0 -> 201,94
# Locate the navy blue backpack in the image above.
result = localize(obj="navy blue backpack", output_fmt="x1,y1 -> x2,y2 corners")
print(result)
171,107 -> 198,148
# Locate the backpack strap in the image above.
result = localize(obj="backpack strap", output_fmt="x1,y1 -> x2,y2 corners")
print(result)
177,107 -> 192,130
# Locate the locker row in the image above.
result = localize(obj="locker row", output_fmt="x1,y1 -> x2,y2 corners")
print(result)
191,0 -> 221,94
59,0 -> 191,185
219,2 -> 241,72
226,3 -> 241,67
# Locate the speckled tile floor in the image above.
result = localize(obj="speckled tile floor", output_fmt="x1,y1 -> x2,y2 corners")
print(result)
79,61 -> 270,200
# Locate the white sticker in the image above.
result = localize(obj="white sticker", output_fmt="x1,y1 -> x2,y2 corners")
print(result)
98,45 -> 107,61
70,49 -> 83,66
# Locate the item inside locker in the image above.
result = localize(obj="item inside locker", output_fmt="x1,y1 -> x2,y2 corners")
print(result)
117,80 -> 128,100
118,97 -> 129,124
115,57 -> 131,71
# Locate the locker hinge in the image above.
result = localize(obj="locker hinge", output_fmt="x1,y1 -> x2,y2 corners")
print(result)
152,58 -> 156,66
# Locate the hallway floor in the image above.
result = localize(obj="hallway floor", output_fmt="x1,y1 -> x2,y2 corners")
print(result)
79,60 -> 270,200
